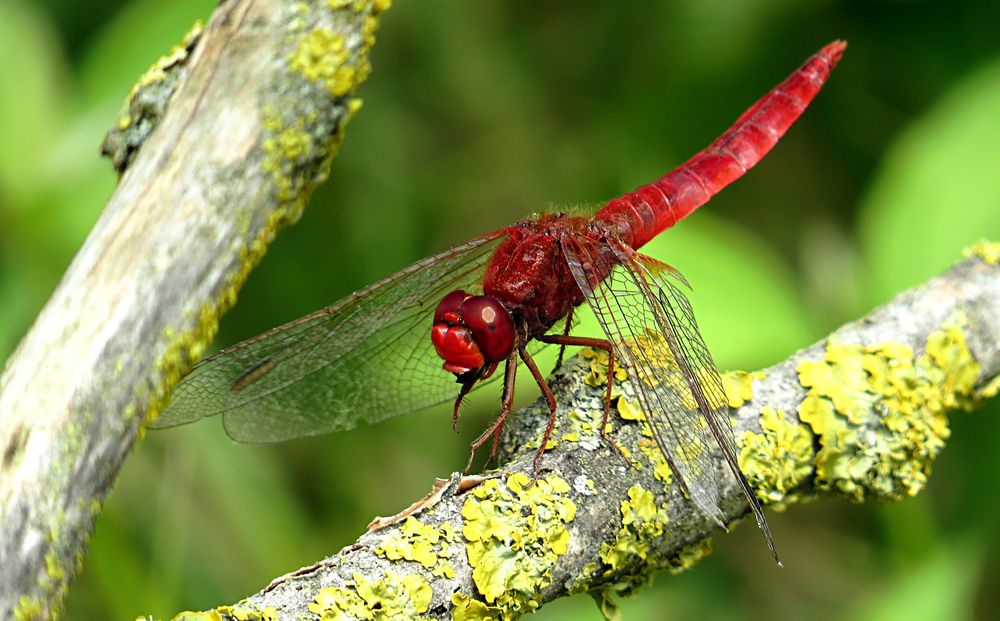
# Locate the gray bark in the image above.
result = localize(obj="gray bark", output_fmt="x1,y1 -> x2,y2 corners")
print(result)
0,1 -> 387,618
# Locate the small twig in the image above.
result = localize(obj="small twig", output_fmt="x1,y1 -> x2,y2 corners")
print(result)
0,1 -> 389,618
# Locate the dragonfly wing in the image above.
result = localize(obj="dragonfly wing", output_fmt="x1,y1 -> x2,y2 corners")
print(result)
153,230 -> 509,443
561,234 -> 775,554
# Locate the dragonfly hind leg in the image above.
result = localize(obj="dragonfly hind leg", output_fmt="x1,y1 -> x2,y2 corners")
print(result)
537,334 -> 629,464
552,308 -> 574,373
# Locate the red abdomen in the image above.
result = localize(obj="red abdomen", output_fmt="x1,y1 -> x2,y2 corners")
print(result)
597,41 -> 845,249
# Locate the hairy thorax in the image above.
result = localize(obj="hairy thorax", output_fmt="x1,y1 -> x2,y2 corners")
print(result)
483,213 -> 602,338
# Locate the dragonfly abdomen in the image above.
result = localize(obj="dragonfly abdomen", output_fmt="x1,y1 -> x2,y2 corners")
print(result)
596,41 -> 845,250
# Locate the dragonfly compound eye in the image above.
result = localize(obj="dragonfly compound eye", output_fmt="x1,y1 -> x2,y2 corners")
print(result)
434,289 -> 473,324
432,289 -> 485,374
458,296 -> 515,363
431,292 -> 515,375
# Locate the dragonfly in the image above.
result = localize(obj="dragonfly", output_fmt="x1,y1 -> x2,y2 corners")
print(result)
154,42 -> 845,561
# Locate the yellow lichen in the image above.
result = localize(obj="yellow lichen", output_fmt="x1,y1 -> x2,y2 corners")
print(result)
102,19 -> 203,171
169,612 -> 225,621
230,603 -> 278,621
588,590 -> 621,621
798,344 -> 877,425
598,485 -> 671,591
962,239 -> 1000,264
122,20 -> 203,114
721,370 -> 755,408
615,397 -> 645,423
261,112 -> 317,203
43,552 -> 64,583
375,516 -> 458,578
575,502 -> 708,619
291,0 -> 389,95
13,596 -> 43,621
797,317 -> 980,502
581,347 -> 627,395
737,408 -> 814,509
451,592 -> 501,621
290,28 -> 356,96
978,375 -> 1000,399
633,438 -> 671,484
309,571 -> 432,620
923,323 -> 981,407
309,586 -> 368,621
568,484 -> 678,613
458,473 -> 576,617
526,407 -> 605,453
166,602 -> 277,621
664,538 -> 714,574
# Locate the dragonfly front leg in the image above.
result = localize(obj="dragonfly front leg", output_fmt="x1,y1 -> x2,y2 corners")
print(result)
537,334 -> 628,463
465,350 -> 519,472
451,379 -> 476,432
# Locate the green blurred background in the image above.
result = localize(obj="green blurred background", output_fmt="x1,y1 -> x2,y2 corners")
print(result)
2,0 -> 999,619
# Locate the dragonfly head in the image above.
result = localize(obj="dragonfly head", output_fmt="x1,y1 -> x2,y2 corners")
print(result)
431,290 -> 515,376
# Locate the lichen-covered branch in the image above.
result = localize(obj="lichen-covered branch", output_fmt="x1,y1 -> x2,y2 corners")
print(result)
174,246 -> 999,621
0,1 -> 391,618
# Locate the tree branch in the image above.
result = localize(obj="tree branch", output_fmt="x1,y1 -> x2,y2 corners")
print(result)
167,250 -> 998,621
0,1 -> 390,618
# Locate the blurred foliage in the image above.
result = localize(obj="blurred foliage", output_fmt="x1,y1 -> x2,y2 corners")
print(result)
1,0 -> 998,619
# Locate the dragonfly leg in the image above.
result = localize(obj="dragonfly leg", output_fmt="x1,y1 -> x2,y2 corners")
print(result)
518,346 -> 560,479
452,378 -> 476,432
538,334 -> 629,464
465,351 -> 518,472
552,308 -> 574,372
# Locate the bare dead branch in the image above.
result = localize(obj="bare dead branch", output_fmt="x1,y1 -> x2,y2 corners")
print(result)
0,1 -> 390,618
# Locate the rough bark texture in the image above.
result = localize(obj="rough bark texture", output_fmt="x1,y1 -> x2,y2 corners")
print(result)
166,253 -> 998,621
0,1 -> 389,619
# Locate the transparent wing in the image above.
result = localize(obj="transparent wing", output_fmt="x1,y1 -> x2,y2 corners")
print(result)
561,234 -> 774,554
153,229 -> 509,443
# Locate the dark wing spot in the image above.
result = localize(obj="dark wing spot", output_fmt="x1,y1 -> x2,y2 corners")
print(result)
231,357 -> 277,393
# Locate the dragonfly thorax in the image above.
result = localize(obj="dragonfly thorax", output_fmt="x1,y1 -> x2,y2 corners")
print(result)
431,290 -> 516,376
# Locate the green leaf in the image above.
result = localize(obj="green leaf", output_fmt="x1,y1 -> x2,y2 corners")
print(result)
641,214 -> 814,370
850,541 -> 980,621
861,52 -> 1000,303
78,0 -> 214,108
0,0 -> 70,202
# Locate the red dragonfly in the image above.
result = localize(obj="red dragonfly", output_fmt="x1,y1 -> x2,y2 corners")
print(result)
154,42 -> 845,560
